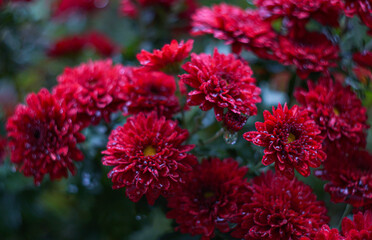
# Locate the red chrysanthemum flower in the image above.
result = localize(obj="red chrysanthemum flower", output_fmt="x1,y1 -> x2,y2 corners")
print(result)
6,89 -> 85,185
232,171 -> 329,240
191,4 -> 277,55
137,39 -> 193,73
342,210 -> 372,239
244,103 -> 326,179
166,157 -> 248,240
300,225 -> 344,240
315,150 -> 372,208
53,0 -> 108,17
254,0 -> 341,26
53,60 -> 126,127
341,0 -> 372,28
274,31 -> 339,79
295,79 -> 369,153
121,68 -> 180,118
102,112 -> 197,205
48,32 -> 119,58
0,136 -> 7,163
180,49 -> 261,122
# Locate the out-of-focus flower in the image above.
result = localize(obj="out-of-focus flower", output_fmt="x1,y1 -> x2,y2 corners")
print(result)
244,103 -> 325,179
274,32 -> 339,79
137,40 -> 193,73
102,112 -> 197,205
295,79 -> 369,153
232,171 -> 329,240
121,68 -> 180,118
6,89 -> 85,185
315,150 -> 372,208
191,4 -> 277,55
353,51 -> 372,68
53,0 -> 108,17
300,225 -> 344,240
342,210 -> 372,239
341,0 -> 372,28
48,32 -> 119,57
53,60 -> 126,127
166,157 -> 248,240
180,49 -> 261,122
119,0 -> 138,18
0,137 -> 7,163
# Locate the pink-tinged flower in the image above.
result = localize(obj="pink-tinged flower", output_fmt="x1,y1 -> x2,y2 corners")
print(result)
102,112 -> 197,205
191,4 -> 277,55
341,0 -> 372,28
48,32 -> 119,57
315,150 -> 372,208
244,103 -> 325,179
300,225 -> 344,240
353,51 -> 372,68
119,0 -> 138,18
53,0 -> 108,17
0,137 -> 7,163
232,171 -> 329,240
121,68 -> 180,118
342,210 -> 372,239
53,60 -> 126,127
180,49 -> 261,122
295,79 -> 369,153
254,0 -> 341,26
274,31 -> 339,79
6,89 -> 85,185
166,158 -> 248,240
137,39 -> 193,73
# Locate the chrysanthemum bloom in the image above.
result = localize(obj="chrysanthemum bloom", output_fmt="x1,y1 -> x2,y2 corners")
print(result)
121,68 -> 180,118
102,112 -> 197,205
244,103 -> 325,179
53,60 -> 126,127
254,0 -> 341,27
137,40 -> 193,73
6,89 -> 85,185
274,32 -> 339,79
315,150 -> 372,208
53,0 -> 107,17
191,4 -> 277,55
342,210 -> 372,239
180,49 -> 261,122
232,171 -> 329,240
166,158 -> 249,240
295,79 -> 368,152
48,32 -> 119,57
300,225 -> 344,240
341,0 -> 372,28
119,0 -> 138,18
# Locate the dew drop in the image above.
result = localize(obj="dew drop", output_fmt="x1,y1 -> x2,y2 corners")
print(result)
223,130 -> 238,145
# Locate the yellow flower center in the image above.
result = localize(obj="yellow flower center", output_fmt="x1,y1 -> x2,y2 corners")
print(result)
204,191 -> 215,199
287,133 -> 296,143
143,146 -> 156,157
333,107 -> 340,116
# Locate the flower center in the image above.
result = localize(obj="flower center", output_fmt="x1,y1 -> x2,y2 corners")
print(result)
203,191 -> 215,199
333,107 -> 340,116
143,146 -> 156,156
287,133 -> 296,143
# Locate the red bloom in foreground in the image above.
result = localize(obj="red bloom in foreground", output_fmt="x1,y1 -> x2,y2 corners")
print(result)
6,89 -> 84,185
121,68 -> 180,118
166,158 -> 248,240
102,112 -> 196,205
48,32 -> 119,57
244,103 -> 325,179
53,60 -> 126,127
275,32 -> 339,79
191,4 -> 277,55
181,49 -> 261,122
232,171 -> 329,240
315,150 -> 372,208
300,225 -> 344,240
137,40 -> 193,73
295,79 -> 369,153
342,210 -> 372,239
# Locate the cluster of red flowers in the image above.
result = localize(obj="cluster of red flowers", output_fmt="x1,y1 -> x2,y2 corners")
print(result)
48,32 -> 119,58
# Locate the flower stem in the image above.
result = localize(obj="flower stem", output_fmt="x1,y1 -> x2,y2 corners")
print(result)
337,204 -> 352,229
